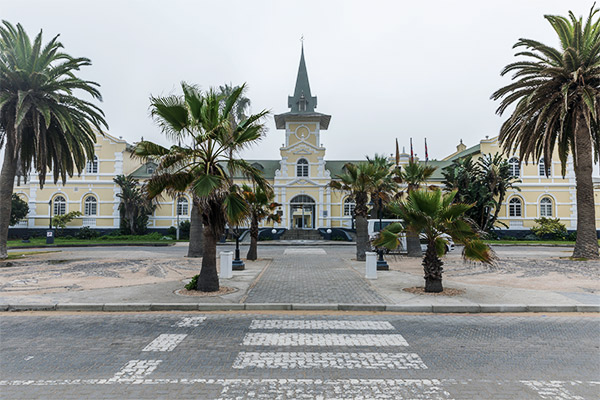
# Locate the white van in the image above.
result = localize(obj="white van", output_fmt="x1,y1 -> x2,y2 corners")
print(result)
367,219 -> 455,254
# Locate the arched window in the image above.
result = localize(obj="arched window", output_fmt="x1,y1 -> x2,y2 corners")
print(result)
297,158 -> 309,177
540,197 -> 553,217
539,158 -> 551,177
177,197 -> 189,216
53,195 -> 66,216
84,196 -> 97,216
508,197 -> 522,217
86,156 -> 98,174
508,157 -> 520,177
343,197 -> 355,216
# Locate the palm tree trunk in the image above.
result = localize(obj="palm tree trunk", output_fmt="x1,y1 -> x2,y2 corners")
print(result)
0,140 -> 17,259
355,215 -> 368,261
197,224 -> 219,292
246,214 -> 258,261
187,200 -> 203,258
423,242 -> 444,292
573,113 -> 599,259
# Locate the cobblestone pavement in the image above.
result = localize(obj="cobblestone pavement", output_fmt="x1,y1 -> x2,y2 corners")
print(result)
243,247 -> 389,304
1,313 -> 598,399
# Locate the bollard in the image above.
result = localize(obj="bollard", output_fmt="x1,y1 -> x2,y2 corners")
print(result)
365,251 -> 377,279
219,251 -> 233,279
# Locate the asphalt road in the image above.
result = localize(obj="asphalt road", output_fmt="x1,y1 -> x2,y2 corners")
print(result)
1,313 -> 598,399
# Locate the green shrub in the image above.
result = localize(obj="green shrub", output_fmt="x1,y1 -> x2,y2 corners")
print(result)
503,236 -> 517,241
166,226 -> 177,237
76,227 -> 100,240
530,217 -> 567,240
185,274 -> 199,291
523,234 -> 540,241
178,220 -> 190,240
566,231 -> 577,241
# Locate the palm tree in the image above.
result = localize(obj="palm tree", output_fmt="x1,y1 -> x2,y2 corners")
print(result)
396,159 -> 437,257
491,7 -> 600,259
0,21 -> 107,259
330,161 -> 389,261
375,189 -> 495,292
241,184 -> 281,260
114,175 -> 156,235
135,83 -> 269,291
366,154 -> 398,219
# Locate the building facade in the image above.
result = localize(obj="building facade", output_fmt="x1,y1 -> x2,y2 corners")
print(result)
10,47 -> 600,236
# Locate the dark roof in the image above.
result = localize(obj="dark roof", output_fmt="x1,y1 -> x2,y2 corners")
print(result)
230,160 -> 281,179
324,160 -> 363,178
130,162 -> 157,179
274,45 -> 331,130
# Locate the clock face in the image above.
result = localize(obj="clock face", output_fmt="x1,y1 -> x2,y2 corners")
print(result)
294,126 -> 310,141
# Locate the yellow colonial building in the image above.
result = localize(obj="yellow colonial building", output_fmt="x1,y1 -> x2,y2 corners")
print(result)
10,47 -> 600,237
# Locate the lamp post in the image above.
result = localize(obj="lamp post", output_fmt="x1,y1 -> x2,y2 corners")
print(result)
46,200 -> 54,244
176,196 -> 180,241
232,225 -> 245,270
376,197 -> 389,270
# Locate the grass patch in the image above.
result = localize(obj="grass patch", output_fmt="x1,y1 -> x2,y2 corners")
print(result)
7,237 -> 184,248
484,240 -> 577,245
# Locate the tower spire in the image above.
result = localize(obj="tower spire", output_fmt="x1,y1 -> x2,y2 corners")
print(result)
288,42 -> 317,113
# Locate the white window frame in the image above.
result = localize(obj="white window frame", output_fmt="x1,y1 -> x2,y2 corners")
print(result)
508,197 -> 522,217
86,156 -> 98,174
84,195 -> 97,216
343,197 -> 355,216
53,195 -> 66,216
540,197 -> 553,217
177,197 -> 189,216
508,157 -> 520,178
538,158 -> 551,177
296,158 -> 309,177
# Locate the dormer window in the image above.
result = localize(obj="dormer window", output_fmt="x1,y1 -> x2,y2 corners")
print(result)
146,164 -> 155,174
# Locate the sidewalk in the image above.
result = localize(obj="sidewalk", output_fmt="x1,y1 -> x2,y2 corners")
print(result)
1,244 -> 598,313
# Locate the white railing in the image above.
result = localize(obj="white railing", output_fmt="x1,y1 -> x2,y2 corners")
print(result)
82,217 -> 97,227
509,220 -> 524,227
15,220 -> 28,228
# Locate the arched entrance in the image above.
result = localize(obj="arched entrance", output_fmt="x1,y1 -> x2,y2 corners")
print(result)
290,195 -> 315,229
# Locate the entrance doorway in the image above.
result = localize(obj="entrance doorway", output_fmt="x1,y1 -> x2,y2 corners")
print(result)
289,195 -> 315,229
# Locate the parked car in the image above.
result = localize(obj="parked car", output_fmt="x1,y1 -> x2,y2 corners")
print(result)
367,219 -> 455,254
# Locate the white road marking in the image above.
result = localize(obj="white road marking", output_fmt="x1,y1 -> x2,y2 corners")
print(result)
142,334 -> 187,352
108,360 -> 162,383
249,320 -> 395,330
283,248 -> 327,255
521,380 -> 586,400
172,317 -> 206,328
232,352 -> 427,369
242,333 -> 409,347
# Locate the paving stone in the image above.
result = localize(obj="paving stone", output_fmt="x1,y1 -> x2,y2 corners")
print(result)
338,303 -> 386,311
8,304 -> 56,311
244,303 -> 292,310
576,304 -> 600,312
386,304 -> 433,313
102,303 -> 151,312
479,304 -> 528,313
149,303 -> 197,311
244,247 -> 388,304
527,305 -> 578,312
197,303 -> 245,311
432,304 -> 481,313
290,303 -> 338,311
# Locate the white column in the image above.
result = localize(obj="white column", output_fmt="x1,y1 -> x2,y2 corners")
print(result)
220,251 -> 233,279
365,252 -> 377,279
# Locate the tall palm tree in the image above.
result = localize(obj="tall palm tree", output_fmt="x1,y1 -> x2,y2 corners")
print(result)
366,154 -> 398,219
375,189 -> 495,292
330,161 -> 389,261
241,184 -> 280,261
491,7 -> 600,259
396,159 -> 437,256
0,21 -> 107,259
114,175 -> 156,235
135,83 -> 269,291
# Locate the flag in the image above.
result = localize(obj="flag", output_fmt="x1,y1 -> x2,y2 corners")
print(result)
410,138 -> 414,162
395,138 -> 400,166
425,138 -> 429,162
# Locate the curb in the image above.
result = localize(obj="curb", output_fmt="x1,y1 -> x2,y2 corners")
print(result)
8,243 -> 175,250
1,303 -> 597,313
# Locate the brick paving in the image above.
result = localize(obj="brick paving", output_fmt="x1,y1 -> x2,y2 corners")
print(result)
1,313 -> 599,399
244,247 -> 389,304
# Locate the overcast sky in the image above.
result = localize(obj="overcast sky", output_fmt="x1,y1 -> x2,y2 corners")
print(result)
2,0 -> 594,161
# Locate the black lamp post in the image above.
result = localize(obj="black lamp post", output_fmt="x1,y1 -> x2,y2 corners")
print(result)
232,225 -> 245,270
376,197 -> 389,270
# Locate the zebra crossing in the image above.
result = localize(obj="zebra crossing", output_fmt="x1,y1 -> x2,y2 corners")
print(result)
1,315 -> 598,399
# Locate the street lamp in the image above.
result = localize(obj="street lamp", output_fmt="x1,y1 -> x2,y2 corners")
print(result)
232,225 -> 245,271
46,200 -> 54,244
376,197 -> 389,270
